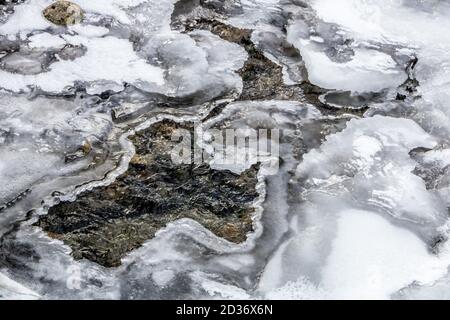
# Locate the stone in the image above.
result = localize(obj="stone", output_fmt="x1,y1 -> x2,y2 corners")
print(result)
36,120 -> 259,267
43,1 -> 83,26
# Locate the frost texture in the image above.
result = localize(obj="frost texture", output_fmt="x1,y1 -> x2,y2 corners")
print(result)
1,0 -> 450,300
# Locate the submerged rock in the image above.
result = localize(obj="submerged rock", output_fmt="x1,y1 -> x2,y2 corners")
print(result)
43,1 -> 83,26
36,120 -> 259,267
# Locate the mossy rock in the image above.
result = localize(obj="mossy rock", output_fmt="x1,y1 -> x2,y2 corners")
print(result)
43,1 -> 83,26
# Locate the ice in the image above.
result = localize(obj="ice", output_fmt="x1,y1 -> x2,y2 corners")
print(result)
0,91 -> 112,206
75,0 -> 149,24
1,0 -> 450,300
28,33 -> 67,49
420,149 -> 450,169
226,0 -> 309,85
257,115 -> 450,299
264,277 -> 329,300
190,271 -> 251,300
259,197 -> 450,300
321,209 -> 448,300
264,1 -> 450,298
285,3 -> 409,93
396,271 -> 450,300
297,116 -> 448,237
0,34 -> 165,94
227,0 -> 281,29
148,30 -> 247,98
0,272 -> 41,300
3,225 -> 120,299
0,0 -> 52,35
287,36 -> 407,92
202,100 -> 321,174
0,0 -> 149,34
262,206 -> 450,300
0,0 -> 246,99
302,0 -> 450,137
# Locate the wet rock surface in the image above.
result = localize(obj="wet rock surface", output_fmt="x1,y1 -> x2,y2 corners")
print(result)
32,14 -> 353,269
36,120 -> 259,267
3,2 -> 362,273
182,19 -> 366,117
43,1 -> 83,26
185,20 -> 310,101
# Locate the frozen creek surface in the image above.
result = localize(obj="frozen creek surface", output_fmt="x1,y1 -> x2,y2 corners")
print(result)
0,0 -> 450,300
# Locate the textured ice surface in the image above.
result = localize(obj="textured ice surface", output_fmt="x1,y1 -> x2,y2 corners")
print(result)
262,208 -> 450,300
306,0 -> 450,138
256,0 -> 450,300
1,0 -> 450,300
0,0 -> 245,98
202,100 -> 321,174
0,34 -> 165,93
285,2 -> 409,93
258,116 -> 450,299
0,91 -> 112,204
0,272 -> 41,300
296,116 -> 446,234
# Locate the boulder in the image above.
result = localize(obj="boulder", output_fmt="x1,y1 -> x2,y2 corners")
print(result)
43,1 -> 83,26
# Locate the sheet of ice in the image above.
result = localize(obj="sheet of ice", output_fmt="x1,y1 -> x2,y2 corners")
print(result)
227,0 -> 281,29
0,272 -> 41,300
2,226 -> 120,299
258,115 -> 450,299
75,0 -> 149,24
252,1 -> 450,299
288,35 -> 406,92
0,33 -> 165,94
147,30 -> 247,98
0,0 -> 169,94
311,0 -> 449,44
201,100 -> 320,174
306,0 -> 450,137
396,271 -> 450,300
0,0 -> 150,34
285,2 -> 409,92
27,33 -> 67,49
297,116 -> 446,232
0,91 -> 111,204
421,149 -> 450,169
1,0 -> 450,301
0,0 -> 247,98
320,209 -> 448,299
262,208 -> 450,300
0,0 -> 52,35
259,194 -> 450,299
